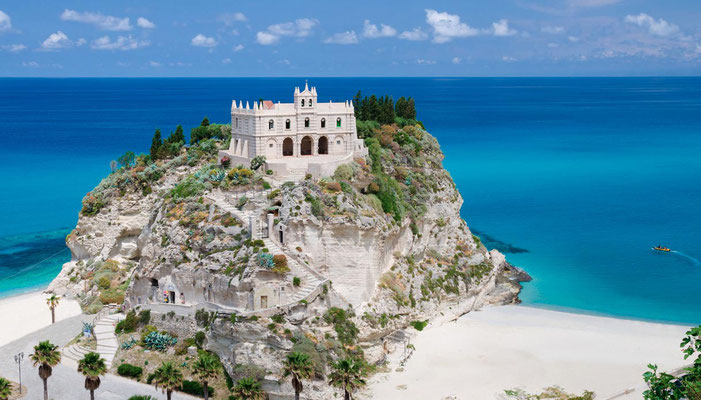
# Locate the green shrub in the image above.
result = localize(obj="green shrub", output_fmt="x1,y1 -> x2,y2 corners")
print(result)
194,331 -> 206,348
117,363 -> 143,379
128,396 -> 155,400
333,164 -> 354,181
140,325 -> 159,343
117,310 -> 138,333
293,277 -> 301,287
410,320 -> 429,331
271,313 -> 285,324
272,254 -> 289,274
99,288 -> 124,305
181,380 -> 214,398
138,309 -> 151,325
97,276 -> 112,290
291,333 -> 327,378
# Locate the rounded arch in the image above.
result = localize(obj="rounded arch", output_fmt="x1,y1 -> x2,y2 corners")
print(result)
304,117 -> 310,128
285,119 -> 291,130
300,136 -> 313,156
318,136 -> 328,155
321,118 -> 326,128
266,138 -> 277,158
282,137 -> 294,157
268,119 -> 274,130
333,135 -> 346,154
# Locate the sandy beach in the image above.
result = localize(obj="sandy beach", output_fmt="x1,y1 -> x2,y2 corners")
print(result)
366,305 -> 692,400
0,289 -> 82,347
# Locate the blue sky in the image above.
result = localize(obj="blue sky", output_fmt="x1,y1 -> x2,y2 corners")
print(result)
0,0 -> 700,77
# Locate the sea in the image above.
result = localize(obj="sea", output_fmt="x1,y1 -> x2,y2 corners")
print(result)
1,77 -> 700,325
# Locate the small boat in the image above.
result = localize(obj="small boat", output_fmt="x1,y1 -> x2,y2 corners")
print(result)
653,246 -> 671,252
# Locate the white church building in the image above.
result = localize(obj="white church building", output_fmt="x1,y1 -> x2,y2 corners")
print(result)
219,83 -> 367,178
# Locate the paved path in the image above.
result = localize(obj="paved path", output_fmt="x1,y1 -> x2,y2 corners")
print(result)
0,314 -> 197,400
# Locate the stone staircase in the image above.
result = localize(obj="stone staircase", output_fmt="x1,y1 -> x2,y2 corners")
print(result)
62,312 -> 123,368
262,238 -> 325,304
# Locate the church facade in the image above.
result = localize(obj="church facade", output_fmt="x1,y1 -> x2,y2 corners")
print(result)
219,84 -> 367,178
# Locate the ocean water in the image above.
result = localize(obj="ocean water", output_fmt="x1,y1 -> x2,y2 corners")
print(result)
0,78 -> 700,325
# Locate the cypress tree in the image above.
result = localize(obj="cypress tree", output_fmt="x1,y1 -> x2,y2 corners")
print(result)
406,97 -> 416,119
201,116 -> 210,127
150,129 -> 162,161
170,125 -> 185,144
353,91 -> 362,119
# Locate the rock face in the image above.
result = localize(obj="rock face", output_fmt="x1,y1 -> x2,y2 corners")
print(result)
49,123 -> 530,400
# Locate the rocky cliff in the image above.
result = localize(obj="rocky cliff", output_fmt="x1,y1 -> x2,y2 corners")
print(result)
49,120 -> 528,399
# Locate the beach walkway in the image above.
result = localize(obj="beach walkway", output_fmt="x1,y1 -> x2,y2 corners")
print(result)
0,314 -> 197,399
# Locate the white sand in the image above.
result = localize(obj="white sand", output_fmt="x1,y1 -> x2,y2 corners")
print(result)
0,290 -> 82,347
366,305 -> 692,400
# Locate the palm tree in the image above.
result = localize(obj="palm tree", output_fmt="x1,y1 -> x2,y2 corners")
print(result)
0,377 -> 12,400
29,340 -> 61,400
46,295 -> 60,324
230,377 -> 266,400
78,352 -> 107,400
191,353 -> 219,400
328,358 -> 366,400
151,362 -> 183,400
281,352 -> 313,400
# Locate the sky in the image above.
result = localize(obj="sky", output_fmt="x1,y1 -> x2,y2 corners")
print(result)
0,0 -> 700,77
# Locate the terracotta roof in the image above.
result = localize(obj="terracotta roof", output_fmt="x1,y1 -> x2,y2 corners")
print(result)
263,100 -> 274,110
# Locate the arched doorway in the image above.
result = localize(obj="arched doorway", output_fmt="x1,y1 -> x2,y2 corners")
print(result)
301,136 -> 312,156
282,137 -> 294,156
318,136 -> 328,155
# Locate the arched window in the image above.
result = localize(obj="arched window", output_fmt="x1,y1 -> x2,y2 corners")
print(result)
301,99 -> 305,107
301,136 -> 313,156
268,119 -> 274,130
304,117 -> 310,128
309,99 -> 313,107
336,117 -> 342,127
285,119 -> 291,129
321,118 -> 326,128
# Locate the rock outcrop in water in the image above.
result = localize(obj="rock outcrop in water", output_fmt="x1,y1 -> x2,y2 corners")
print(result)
49,120 -> 528,399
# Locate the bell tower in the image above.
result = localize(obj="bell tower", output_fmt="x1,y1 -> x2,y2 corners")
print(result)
294,81 -> 317,110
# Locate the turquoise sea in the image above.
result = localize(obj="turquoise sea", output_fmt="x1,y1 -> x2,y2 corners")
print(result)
0,78 -> 700,324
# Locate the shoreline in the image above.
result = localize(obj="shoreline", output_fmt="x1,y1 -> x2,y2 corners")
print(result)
365,304 -> 692,400
0,287 -> 83,347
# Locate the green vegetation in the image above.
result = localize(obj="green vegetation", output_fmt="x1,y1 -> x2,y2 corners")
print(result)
503,387 -> 594,400
180,380 -> 214,398
30,340 -> 61,400
191,353 -> 219,400
151,362 -> 184,400
128,396 -> 156,400
117,363 -> 144,379
229,377 -> 266,400
77,352 -> 107,400
142,331 -> 178,352
643,325 -> 701,399
0,377 -> 12,400
323,307 -> 359,346
410,320 -> 429,331
328,357 -> 367,400
282,351 -> 314,400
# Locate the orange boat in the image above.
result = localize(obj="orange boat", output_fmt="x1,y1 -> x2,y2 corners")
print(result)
653,246 -> 671,252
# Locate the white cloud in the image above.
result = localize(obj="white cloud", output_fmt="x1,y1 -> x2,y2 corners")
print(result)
219,12 -> 247,25
568,36 -> 579,42
191,34 -> 217,47
452,56 -> 462,64
398,28 -> 428,41
542,26 -> 565,34
502,55 -> 517,62
137,17 -> 155,29
492,19 -> 517,36
222,58 -> 232,64
149,61 -> 161,67
425,9 -> 479,43
363,20 -> 396,38
233,44 -> 244,52
23,61 -> 39,68
41,31 -> 81,50
256,32 -> 278,45
61,9 -> 132,31
324,31 -> 358,45
91,35 -> 149,50
625,13 -> 679,37
256,18 -> 319,45
2,44 -> 26,52
416,58 -> 437,65
0,10 -> 11,31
